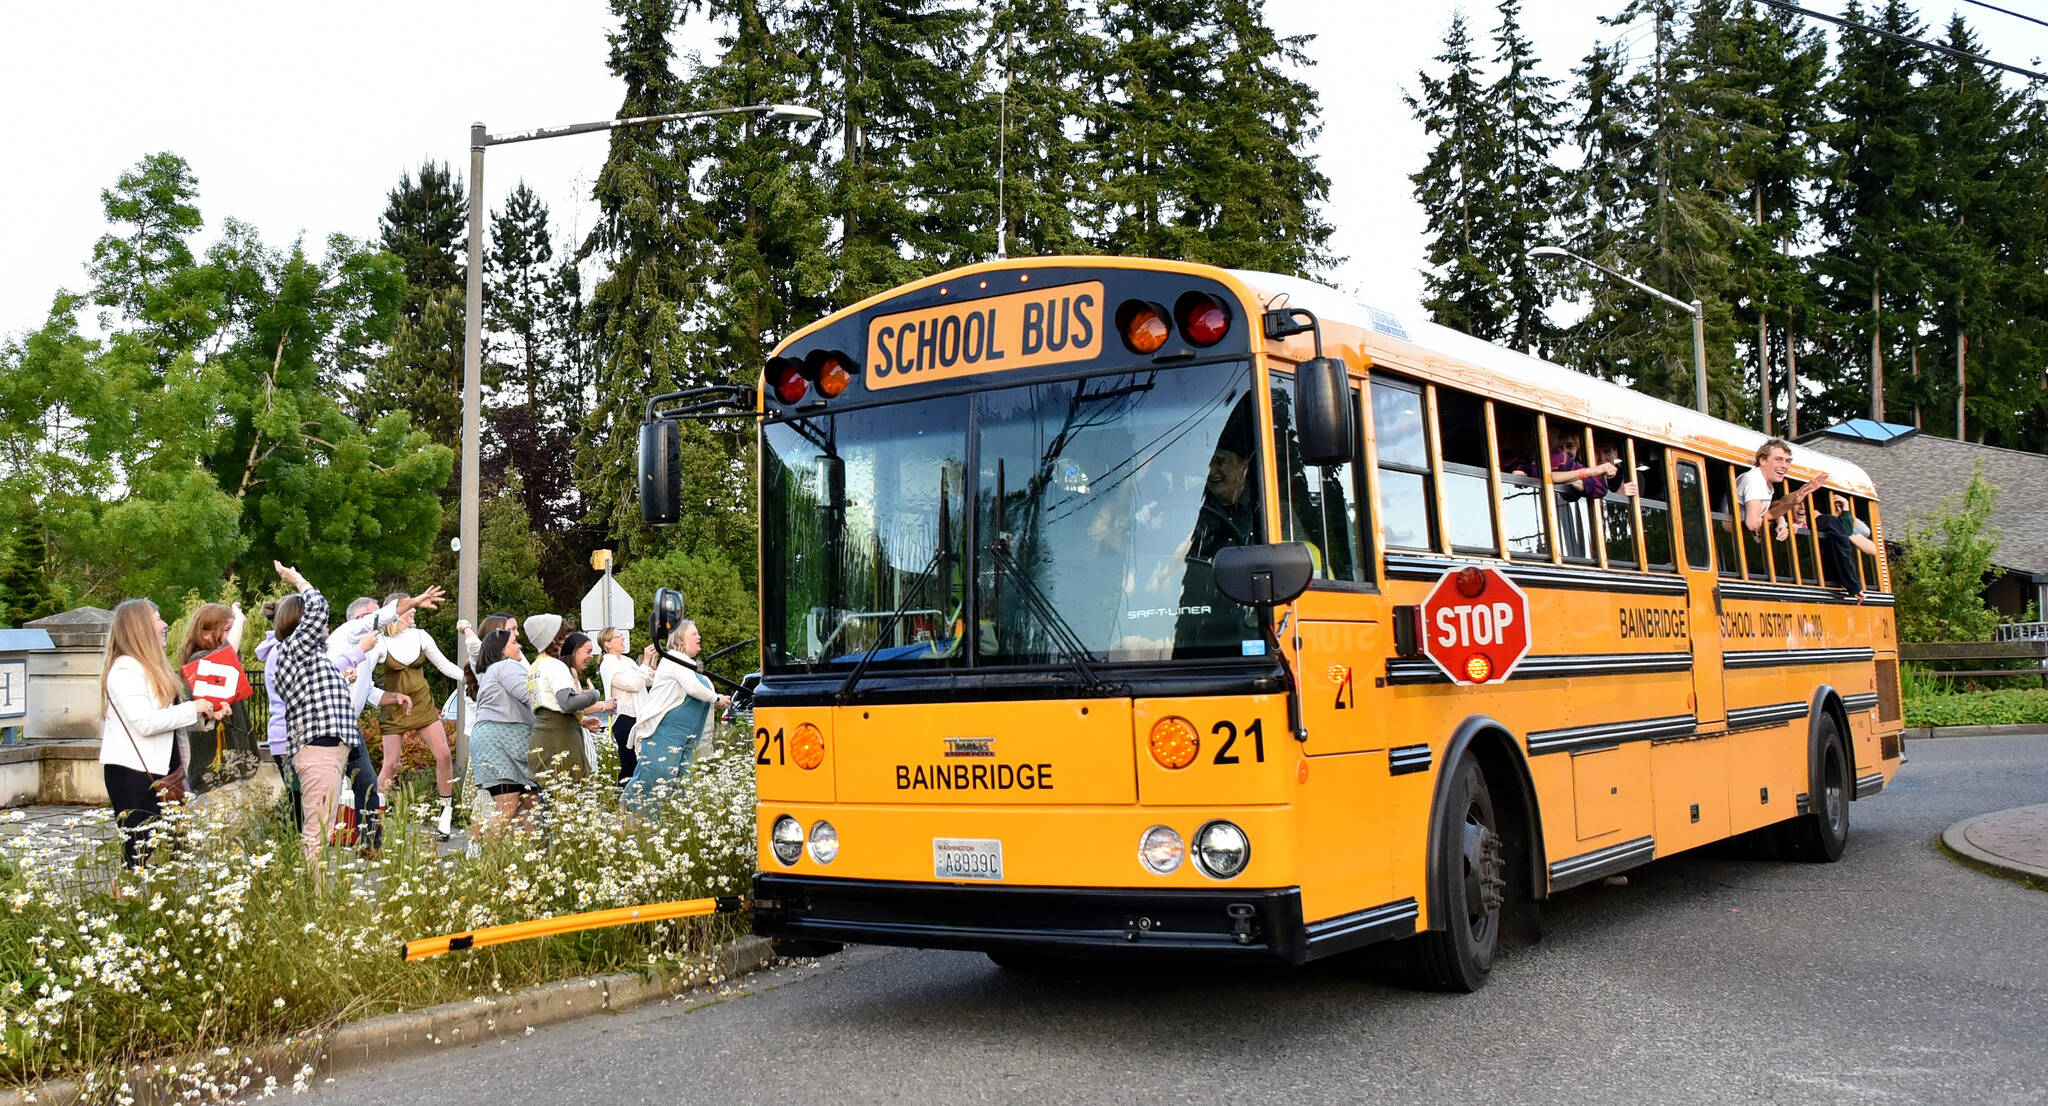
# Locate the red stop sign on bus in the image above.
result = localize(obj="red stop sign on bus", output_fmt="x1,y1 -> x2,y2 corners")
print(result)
1421,566 -> 1532,685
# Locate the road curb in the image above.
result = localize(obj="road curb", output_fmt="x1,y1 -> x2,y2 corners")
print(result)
0,935 -> 776,1106
1903,724 -> 2048,739
1939,808 -> 2048,892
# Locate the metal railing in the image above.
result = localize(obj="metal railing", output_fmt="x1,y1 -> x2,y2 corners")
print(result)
1994,622 -> 2048,643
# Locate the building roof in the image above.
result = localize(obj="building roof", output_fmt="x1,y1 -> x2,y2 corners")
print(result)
1792,427 -> 2048,577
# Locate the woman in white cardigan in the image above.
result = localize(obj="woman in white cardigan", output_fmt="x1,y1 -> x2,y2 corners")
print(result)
99,599 -> 225,872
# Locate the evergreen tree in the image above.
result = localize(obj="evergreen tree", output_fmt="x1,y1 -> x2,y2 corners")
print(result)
576,0 -> 705,556
786,0 -> 987,303
1485,0 -> 1566,353
1812,0 -> 1933,429
982,0 -> 1103,258
1558,0 -> 1745,412
1919,15 -> 2035,444
363,161 -> 468,446
484,182 -> 583,538
1406,11 -> 1505,340
1094,0 -> 1332,275
1706,1 -> 1827,435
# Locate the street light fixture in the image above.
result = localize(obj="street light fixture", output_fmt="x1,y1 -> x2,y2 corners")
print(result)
1526,244 -> 1709,415
455,101 -> 820,769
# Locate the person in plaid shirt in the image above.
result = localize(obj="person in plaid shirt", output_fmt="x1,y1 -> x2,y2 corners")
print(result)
267,562 -> 410,865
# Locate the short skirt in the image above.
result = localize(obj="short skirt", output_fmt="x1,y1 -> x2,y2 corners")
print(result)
470,720 -> 535,791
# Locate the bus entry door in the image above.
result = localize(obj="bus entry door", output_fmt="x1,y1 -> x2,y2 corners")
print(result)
1672,453 -> 1728,731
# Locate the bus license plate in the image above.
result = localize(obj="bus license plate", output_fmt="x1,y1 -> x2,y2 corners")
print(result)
934,838 -> 1003,882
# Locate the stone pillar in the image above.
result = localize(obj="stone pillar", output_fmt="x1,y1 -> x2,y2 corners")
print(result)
23,607 -> 113,742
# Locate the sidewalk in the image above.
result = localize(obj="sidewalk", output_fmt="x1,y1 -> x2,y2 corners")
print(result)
1942,803 -> 2048,887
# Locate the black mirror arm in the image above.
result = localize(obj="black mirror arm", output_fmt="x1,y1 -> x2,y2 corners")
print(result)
1261,305 -> 1324,359
645,385 -> 759,421
1268,603 -> 1308,743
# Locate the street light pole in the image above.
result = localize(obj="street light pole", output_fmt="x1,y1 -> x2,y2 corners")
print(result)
1527,245 -> 1709,415
455,102 -> 821,777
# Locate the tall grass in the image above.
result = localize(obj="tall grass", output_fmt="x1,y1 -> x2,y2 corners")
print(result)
0,739 -> 756,1097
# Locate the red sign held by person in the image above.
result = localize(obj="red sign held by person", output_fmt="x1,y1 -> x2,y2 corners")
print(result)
180,645 -> 253,712
1420,566 -> 1532,685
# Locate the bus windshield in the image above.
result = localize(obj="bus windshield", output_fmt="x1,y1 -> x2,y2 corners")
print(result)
760,361 -> 1262,673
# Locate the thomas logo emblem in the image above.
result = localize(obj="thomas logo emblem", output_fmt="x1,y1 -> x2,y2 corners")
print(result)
943,737 -> 996,759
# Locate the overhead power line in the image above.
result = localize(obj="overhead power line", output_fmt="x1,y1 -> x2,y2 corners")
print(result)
1755,0 -> 2048,82
1957,0 -> 2048,34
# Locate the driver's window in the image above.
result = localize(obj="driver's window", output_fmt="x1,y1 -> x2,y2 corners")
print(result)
1272,377 -> 1366,582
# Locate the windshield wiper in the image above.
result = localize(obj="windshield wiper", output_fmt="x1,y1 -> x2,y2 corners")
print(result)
983,534 -> 1117,697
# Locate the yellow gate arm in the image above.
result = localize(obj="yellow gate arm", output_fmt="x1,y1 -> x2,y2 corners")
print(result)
402,896 -> 745,961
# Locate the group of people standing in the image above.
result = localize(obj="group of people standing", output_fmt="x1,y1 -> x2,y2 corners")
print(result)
465,611 -> 729,830
96,561 -> 730,885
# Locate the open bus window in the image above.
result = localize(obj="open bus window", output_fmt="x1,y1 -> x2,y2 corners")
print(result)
1736,462 -> 1768,580
1496,403 -> 1550,561
1370,376 -> 1435,552
1851,495 -> 1882,589
1544,417 -> 1599,563
1767,493 -> 1798,583
1710,462 -> 1742,578
1435,386 -> 1498,555
1674,460 -> 1713,571
1272,377 -> 1367,583
1592,429 -> 1637,569
1633,440 -> 1677,573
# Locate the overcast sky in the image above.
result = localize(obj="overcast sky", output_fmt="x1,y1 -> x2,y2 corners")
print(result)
2,1 -> 2039,342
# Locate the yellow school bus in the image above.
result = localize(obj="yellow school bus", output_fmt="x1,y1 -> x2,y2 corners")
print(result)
637,257 -> 1902,990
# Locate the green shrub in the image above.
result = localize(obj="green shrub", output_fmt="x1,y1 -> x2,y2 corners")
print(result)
1902,688 -> 2048,728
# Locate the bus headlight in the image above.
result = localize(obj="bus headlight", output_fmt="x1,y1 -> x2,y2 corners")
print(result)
808,820 -> 839,864
1193,821 -> 1251,879
770,815 -> 803,865
1138,825 -> 1185,874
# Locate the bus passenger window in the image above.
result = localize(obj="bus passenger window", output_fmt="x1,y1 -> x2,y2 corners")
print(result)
1594,431 -> 1638,569
1633,441 -> 1677,572
1710,463 -> 1741,578
1272,378 -> 1366,582
1496,404 -> 1550,561
1767,500 -> 1798,583
1370,377 -> 1436,551
1436,387 -> 1499,555
1675,461 -> 1713,571
1852,496 -> 1883,589
1736,463 -> 1768,580
1544,417 -> 1600,563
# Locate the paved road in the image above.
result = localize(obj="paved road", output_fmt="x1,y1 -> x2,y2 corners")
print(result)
301,736 -> 2048,1106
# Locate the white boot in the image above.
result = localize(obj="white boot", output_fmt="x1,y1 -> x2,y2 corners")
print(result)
436,794 -> 454,840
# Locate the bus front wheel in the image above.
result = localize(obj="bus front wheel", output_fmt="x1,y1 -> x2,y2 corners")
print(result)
1411,756 -> 1506,992
1777,714 -> 1849,863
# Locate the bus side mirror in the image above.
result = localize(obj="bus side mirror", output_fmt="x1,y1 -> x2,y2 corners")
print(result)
1293,357 -> 1354,466
639,419 -> 681,525
1213,543 -> 1315,608
650,587 -> 685,650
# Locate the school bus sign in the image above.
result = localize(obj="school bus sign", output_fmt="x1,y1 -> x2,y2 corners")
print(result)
1421,566 -> 1531,685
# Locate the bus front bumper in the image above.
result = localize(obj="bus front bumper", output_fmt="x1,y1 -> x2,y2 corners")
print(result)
752,874 -> 1313,962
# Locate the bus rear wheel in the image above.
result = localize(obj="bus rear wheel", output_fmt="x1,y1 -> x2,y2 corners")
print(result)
1410,757 -> 1507,992
1777,715 -> 1849,863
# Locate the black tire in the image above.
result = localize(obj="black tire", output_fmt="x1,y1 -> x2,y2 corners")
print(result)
1777,714 -> 1849,863
1409,756 -> 1507,992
